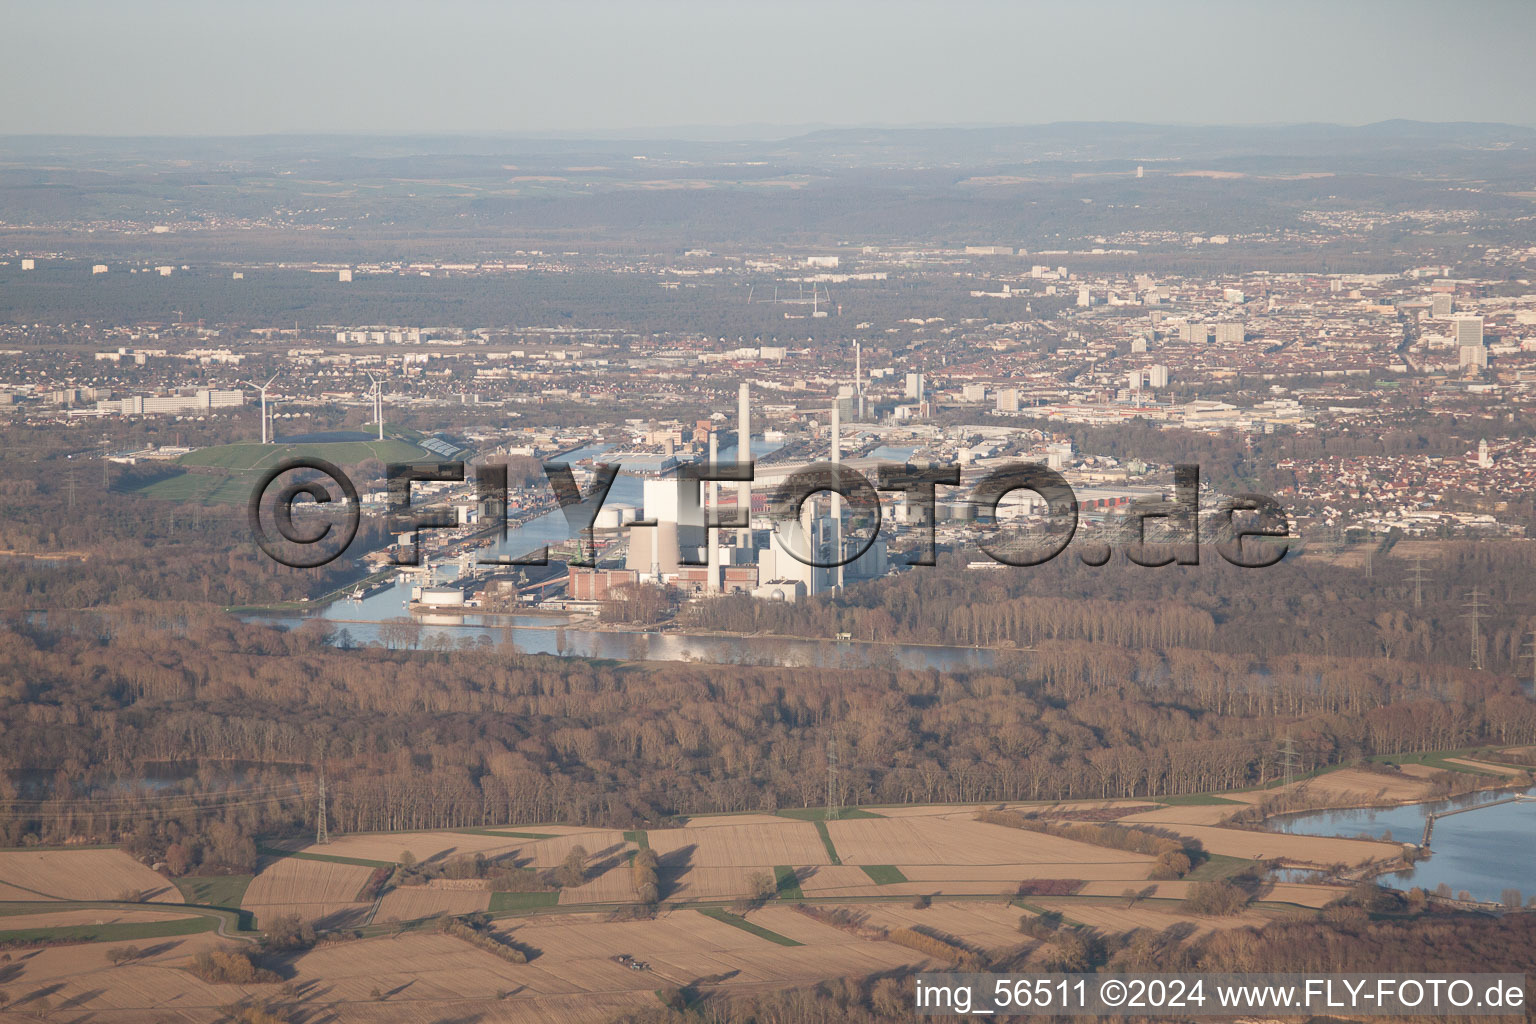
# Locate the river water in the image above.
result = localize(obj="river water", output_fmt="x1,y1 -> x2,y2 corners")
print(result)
1268,785 -> 1536,903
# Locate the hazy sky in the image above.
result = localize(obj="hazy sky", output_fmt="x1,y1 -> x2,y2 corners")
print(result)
6,0 -> 1536,136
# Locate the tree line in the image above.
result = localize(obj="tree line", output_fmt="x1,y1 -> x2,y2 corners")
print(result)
0,603 -> 1530,846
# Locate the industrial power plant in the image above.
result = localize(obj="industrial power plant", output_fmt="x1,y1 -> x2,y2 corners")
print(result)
609,382 -> 887,603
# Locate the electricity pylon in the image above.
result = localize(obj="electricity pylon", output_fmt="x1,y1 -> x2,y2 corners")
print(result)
1464,589 -> 1486,671
316,769 -> 329,846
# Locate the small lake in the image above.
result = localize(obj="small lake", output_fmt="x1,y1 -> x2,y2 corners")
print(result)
1269,785 -> 1536,903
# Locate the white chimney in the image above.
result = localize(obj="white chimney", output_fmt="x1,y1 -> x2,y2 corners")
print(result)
707,431 -> 721,592
831,400 -> 842,589
737,382 -> 752,541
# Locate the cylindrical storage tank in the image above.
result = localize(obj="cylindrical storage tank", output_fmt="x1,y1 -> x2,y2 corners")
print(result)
417,586 -> 466,607
942,500 -> 978,522
595,506 -> 625,530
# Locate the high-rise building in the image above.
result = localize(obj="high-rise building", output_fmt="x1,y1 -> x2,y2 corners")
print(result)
1147,364 -> 1170,388
1455,316 -> 1484,349
1212,322 -> 1245,344
995,388 -> 1020,413
905,372 -> 924,402
1431,293 -> 1453,318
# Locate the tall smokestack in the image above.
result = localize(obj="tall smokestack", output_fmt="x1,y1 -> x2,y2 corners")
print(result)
831,400 -> 842,589
737,382 -> 751,542
707,431 -> 721,592
854,341 -> 863,420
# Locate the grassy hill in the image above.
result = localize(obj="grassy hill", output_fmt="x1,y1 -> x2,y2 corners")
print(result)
177,438 -> 426,472
136,437 -> 430,504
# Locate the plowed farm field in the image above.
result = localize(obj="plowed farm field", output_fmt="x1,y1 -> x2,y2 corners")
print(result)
826,814 -> 1156,876
649,820 -> 832,867
0,850 -> 182,903
376,885 -> 493,921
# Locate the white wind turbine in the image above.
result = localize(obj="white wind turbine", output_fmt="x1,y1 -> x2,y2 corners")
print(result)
367,372 -> 384,441
240,373 -> 279,444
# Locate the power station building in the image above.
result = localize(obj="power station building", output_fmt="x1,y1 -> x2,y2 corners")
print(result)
615,382 -> 885,602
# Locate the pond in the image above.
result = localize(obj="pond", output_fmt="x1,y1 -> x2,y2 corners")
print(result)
1269,785 -> 1536,903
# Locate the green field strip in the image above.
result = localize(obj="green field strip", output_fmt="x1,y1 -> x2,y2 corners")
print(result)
173,874 -> 253,909
772,866 -> 804,899
812,820 -> 841,865
858,865 -> 907,885
1370,751 -> 1507,777
452,828 -> 560,840
0,915 -> 219,945
1156,793 -> 1242,806
695,907 -> 802,946
0,900 -> 252,942
1014,900 -> 1085,928
1182,854 -> 1252,881
623,829 -> 650,850
776,806 -> 881,821
488,890 -> 561,912
256,845 -> 393,869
